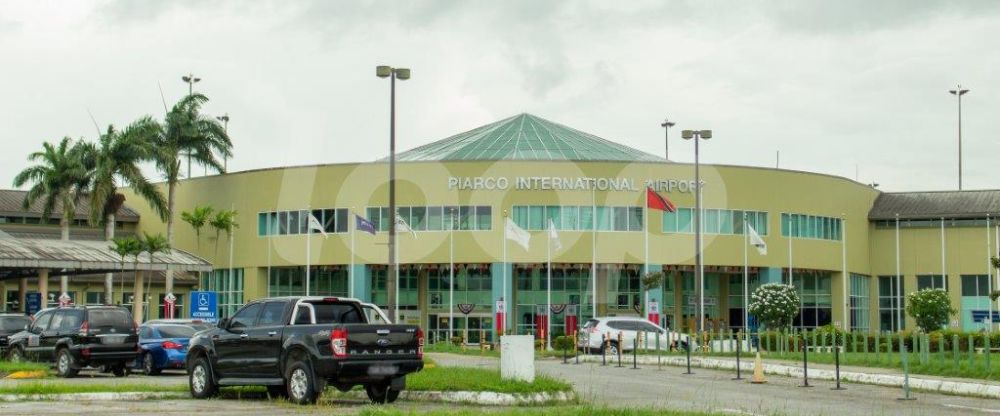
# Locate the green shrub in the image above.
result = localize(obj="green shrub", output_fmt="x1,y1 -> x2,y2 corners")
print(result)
554,335 -> 575,351
748,284 -> 800,329
906,289 -> 955,332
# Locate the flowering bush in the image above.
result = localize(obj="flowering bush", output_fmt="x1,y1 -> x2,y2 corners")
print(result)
748,283 -> 800,329
906,289 -> 955,332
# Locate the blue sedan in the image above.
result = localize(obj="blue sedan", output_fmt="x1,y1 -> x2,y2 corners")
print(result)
135,324 -> 200,375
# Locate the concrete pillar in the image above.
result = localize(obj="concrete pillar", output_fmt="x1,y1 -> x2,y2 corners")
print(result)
38,269 -> 49,308
18,278 -> 28,313
133,271 -> 145,324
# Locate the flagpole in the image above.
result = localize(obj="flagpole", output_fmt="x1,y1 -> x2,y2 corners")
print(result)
987,214 -> 992,332
743,212 -> 749,332
267,208 -> 272,296
502,209 -> 508,336
395,218 -> 400,319
841,215 -> 848,330
941,217 -> 946,290
995,223 -> 999,331
895,213 -> 901,331
644,198 -> 649,320
591,186 -> 597,323
449,208 -> 455,342
306,207 -> 312,297
547,220 -> 552,351
350,209 -> 355,299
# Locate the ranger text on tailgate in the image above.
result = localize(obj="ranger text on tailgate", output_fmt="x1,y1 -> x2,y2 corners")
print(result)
186,296 -> 424,405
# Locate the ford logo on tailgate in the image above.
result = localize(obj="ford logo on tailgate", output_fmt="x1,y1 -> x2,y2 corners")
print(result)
376,338 -> 391,347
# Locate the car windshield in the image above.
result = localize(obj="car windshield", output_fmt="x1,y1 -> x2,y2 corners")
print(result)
582,319 -> 599,328
0,316 -> 30,331
155,325 -> 196,338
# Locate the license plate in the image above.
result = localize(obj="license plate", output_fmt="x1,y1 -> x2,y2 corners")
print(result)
368,365 -> 398,376
102,336 -> 126,344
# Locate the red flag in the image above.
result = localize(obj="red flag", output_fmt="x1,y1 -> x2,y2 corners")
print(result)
646,187 -> 676,212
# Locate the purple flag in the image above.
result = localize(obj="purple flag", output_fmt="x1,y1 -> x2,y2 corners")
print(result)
356,214 -> 376,235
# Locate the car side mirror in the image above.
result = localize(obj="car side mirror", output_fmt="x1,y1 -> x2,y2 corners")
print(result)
218,318 -> 229,329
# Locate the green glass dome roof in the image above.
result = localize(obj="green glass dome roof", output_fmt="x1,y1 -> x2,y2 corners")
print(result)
394,113 -> 664,162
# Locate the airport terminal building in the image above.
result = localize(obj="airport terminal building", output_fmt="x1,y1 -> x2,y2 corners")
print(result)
5,114 -> 1000,342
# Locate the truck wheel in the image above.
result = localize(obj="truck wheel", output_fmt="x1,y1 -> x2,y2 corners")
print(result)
189,356 -> 218,399
55,348 -> 79,378
285,360 -> 319,405
7,346 -> 25,363
112,363 -> 130,377
365,381 -> 400,404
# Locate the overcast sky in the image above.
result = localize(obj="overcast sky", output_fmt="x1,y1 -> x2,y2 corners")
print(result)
2,1 -> 998,192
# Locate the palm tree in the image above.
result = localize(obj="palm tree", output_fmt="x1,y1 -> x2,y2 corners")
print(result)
133,232 -> 169,324
181,205 -> 214,251
89,118 -> 169,304
209,209 -> 239,255
110,236 -> 142,306
13,137 -> 91,302
152,93 -> 232,300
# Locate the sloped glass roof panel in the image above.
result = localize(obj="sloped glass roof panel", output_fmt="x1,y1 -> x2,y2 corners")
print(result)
394,114 -> 664,162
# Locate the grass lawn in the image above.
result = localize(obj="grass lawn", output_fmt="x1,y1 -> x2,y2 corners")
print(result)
408,358 -> 571,394
0,382 -> 187,395
714,350 -> 1000,381
358,405 -> 717,416
0,360 -> 50,376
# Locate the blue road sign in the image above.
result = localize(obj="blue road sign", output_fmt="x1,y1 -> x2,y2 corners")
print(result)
190,291 -> 218,323
25,292 -> 42,315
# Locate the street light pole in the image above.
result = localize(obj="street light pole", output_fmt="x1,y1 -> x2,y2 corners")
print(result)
182,73 -> 201,178
217,114 -> 230,172
377,65 -> 410,324
682,129 -> 712,333
661,119 -> 675,160
949,85 -> 969,190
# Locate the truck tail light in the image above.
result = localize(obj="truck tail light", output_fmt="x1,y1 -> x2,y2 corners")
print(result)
416,328 -> 424,359
331,328 -> 348,358
78,321 -> 89,337
162,341 -> 183,350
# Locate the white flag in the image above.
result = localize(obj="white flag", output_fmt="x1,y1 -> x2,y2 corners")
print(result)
748,224 -> 767,255
548,219 -> 562,251
505,217 -> 530,250
307,214 -> 328,239
395,214 -> 417,238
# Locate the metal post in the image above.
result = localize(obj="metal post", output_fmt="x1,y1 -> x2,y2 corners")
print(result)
386,71 -> 398,323
832,332 -> 845,390
800,333 -> 812,388
898,341 -> 916,400
684,333 -> 693,374
733,330 -> 743,380
695,136 -> 704,333
617,332 -> 623,368
632,336 -> 639,370
602,333 -> 607,366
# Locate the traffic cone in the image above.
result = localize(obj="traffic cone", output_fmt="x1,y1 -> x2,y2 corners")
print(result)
750,351 -> 767,384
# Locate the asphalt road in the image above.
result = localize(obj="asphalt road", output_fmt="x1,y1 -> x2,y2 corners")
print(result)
432,353 -> 1000,416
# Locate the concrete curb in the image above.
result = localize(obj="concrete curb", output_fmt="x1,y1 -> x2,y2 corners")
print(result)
578,354 -> 1000,399
400,390 -> 576,405
0,391 -> 188,402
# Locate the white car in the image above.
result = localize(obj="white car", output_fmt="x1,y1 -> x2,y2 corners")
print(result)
577,316 -> 694,356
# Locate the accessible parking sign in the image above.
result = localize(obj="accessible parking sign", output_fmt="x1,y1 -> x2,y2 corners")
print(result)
190,291 -> 218,323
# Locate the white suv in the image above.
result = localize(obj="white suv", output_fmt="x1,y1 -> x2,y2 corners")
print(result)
577,316 -> 693,356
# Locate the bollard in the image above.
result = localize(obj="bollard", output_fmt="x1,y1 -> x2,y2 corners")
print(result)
602,333 -> 608,366
986,333 -> 992,371
800,334 -> 812,388
684,334 -> 694,375
574,331 -> 580,365
832,332 -> 845,390
953,334 -> 959,369
656,330 -> 662,370
732,330 -> 743,380
617,332 -> 624,368
563,336 -> 568,364
898,342 -> 916,400
632,335 -> 639,370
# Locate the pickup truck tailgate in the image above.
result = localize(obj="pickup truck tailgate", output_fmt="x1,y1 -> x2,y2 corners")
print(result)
343,324 -> 421,358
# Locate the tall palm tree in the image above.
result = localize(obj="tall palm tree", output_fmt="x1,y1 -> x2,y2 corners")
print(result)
152,93 -> 232,300
181,205 -> 214,251
209,209 -> 238,254
89,118 -> 169,304
134,232 -> 169,323
13,137 -> 92,302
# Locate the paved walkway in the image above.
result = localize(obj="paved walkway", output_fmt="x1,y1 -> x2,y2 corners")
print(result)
430,353 -> 1000,416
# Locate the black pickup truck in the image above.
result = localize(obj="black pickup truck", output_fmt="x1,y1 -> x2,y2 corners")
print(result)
186,296 -> 424,405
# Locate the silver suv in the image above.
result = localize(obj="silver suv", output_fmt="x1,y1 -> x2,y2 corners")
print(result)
577,316 -> 693,356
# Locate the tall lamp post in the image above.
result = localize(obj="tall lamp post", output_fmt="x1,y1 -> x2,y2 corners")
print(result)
376,65 -> 410,324
182,73 -> 201,178
682,129 -> 712,333
949,85 -> 969,190
661,119 -> 676,160
216,114 -> 230,172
